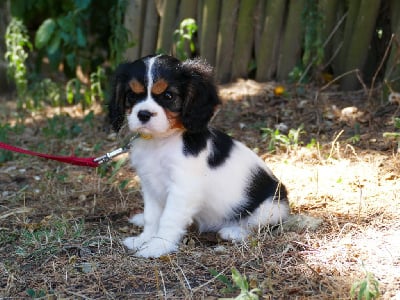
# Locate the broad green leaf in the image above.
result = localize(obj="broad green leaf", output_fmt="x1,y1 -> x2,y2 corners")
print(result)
47,34 -> 61,55
35,18 -> 56,49
74,0 -> 91,10
76,27 -> 86,47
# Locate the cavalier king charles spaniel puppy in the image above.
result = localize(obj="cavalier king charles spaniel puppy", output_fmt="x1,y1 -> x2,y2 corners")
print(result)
109,54 -> 289,258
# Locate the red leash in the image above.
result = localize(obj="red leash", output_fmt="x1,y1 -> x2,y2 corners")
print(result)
0,135 -> 137,168
0,142 -> 100,167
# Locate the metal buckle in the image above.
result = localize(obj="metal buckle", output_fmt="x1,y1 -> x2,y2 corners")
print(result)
93,133 -> 139,165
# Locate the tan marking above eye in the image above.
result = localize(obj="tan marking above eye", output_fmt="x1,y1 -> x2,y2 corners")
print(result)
151,79 -> 168,95
129,79 -> 145,94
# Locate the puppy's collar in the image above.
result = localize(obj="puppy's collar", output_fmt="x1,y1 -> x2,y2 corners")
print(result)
139,133 -> 153,140
94,132 -> 152,164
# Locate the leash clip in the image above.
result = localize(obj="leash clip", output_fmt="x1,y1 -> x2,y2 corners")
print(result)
93,133 -> 139,165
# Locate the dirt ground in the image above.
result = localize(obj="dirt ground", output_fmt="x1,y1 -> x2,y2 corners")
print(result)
0,80 -> 399,299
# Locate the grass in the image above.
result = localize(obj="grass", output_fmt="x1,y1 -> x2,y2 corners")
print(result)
1,84 -> 400,298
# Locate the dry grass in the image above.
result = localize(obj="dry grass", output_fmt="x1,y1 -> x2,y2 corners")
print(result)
1,82 -> 399,299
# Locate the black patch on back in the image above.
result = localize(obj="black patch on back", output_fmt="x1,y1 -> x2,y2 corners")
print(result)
182,130 -> 210,157
182,129 -> 234,168
207,130 -> 234,168
234,166 -> 288,219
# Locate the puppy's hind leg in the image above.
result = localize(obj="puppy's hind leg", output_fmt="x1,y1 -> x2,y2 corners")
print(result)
218,223 -> 250,242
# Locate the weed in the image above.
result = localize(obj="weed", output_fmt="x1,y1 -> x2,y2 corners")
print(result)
65,66 -> 106,110
17,216 -> 85,260
0,123 -> 25,162
109,0 -> 132,68
4,18 -> 32,107
173,18 -> 198,60
383,117 -> 400,151
26,288 -> 47,298
289,0 -> 324,84
209,268 -> 238,294
28,77 -> 64,108
350,268 -> 380,300
216,268 -> 261,300
261,125 -> 305,152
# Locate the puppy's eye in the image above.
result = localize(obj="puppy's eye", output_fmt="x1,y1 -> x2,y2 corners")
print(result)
164,91 -> 174,101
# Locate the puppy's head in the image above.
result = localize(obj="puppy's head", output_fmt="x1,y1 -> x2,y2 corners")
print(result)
108,55 -> 220,136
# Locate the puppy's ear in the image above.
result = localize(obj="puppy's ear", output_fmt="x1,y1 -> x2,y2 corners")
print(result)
181,58 -> 221,132
108,63 -> 131,132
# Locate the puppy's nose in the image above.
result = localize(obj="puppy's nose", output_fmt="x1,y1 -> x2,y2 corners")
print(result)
137,110 -> 153,123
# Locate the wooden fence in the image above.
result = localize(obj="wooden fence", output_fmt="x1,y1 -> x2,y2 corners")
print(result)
124,0 -> 400,91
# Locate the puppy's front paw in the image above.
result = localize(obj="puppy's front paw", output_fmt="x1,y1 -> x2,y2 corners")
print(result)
135,238 -> 178,258
218,226 -> 249,242
123,233 -> 151,250
128,213 -> 144,227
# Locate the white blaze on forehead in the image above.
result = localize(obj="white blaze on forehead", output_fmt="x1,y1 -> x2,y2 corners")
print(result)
145,55 -> 160,97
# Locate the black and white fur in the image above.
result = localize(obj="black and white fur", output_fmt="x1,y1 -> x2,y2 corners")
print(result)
109,55 -> 289,258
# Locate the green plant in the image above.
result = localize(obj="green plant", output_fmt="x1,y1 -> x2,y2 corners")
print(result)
28,77 -> 64,108
17,217 -> 85,259
383,117 -> 400,151
90,66 -> 106,102
219,268 -> 261,300
0,123 -> 25,162
289,0 -> 324,84
26,288 -> 47,298
4,17 -> 33,107
209,268 -> 238,295
34,0 -> 93,76
42,115 -> 83,139
261,125 -> 305,152
108,0 -> 132,68
7,0 -> 122,109
173,18 -> 198,60
350,269 -> 380,300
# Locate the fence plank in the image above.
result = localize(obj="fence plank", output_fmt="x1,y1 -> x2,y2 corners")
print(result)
385,0 -> 400,91
215,0 -> 239,83
140,0 -> 159,57
179,0 -> 198,20
337,0 -> 361,75
255,0 -> 286,81
231,0 -> 258,80
124,0 -> 146,61
340,0 -> 381,90
319,0 -> 340,68
157,0 -> 179,54
276,0 -> 306,80
199,0 -> 221,66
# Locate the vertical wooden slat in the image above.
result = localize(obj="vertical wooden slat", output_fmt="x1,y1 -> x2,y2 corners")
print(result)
215,0 -> 239,83
384,0 -> 400,91
141,0 -> 159,57
319,0 -> 339,68
276,0 -> 306,81
340,0 -> 381,90
254,0 -> 267,57
199,0 -> 221,66
179,0 -> 198,21
337,0 -> 361,75
230,0 -> 258,80
255,0 -> 286,81
124,0 -> 146,61
157,0 -> 179,54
